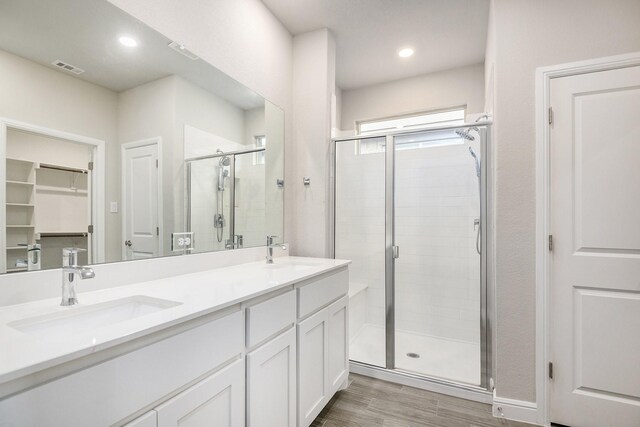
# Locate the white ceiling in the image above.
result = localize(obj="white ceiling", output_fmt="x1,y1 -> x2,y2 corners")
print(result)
262,0 -> 489,90
0,0 -> 264,109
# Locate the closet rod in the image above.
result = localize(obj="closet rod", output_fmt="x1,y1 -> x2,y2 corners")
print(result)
39,163 -> 88,174
39,232 -> 88,238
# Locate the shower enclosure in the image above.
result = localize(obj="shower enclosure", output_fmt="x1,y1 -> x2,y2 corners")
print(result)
333,124 -> 490,391
186,147 -> 266,252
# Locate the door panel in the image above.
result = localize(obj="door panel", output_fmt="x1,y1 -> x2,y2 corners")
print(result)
234,151 -> 265,249
124,411 -> 157,427
123,142 -> 159,260
297,309 -> 328,427
393,130 -> 482,386
550,65 -> 640,427
334,137 -> 386,368
247,328 -> 296,427
328,296 -> 349,393
574,86 -> 640,252
156,359 -> 245,427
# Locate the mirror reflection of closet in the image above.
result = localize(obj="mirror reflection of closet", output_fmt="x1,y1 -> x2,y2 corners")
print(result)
5,129 -> 92,272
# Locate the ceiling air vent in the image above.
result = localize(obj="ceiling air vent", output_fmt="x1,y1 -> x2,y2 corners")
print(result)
168,41 -> 199,60
51,60 -> 85,75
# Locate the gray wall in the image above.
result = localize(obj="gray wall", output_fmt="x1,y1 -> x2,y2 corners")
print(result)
0,49 -> 120,261
488,0 -> 640,403
291,29 -> 336,258
340,63 -> 485,131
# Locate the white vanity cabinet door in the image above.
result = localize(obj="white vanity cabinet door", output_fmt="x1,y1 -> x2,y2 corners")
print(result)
155,359 -> 245,427
328,295 -> 349,394
297,308 -> 329,427
247,327 -> 296,427
124,411 -> 158,427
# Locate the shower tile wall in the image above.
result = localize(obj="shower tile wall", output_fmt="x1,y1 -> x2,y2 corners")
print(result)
336,140 -> 480,346
335,142 -> 385,342
395,143 -> 480,343
234,155 -> 266,248
190,159 -> 230,253
190,156 -> 266,252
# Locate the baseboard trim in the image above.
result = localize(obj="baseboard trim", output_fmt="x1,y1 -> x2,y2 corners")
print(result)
493,394 -> 542,425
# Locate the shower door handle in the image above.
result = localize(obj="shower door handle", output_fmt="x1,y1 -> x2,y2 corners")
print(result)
392,245 -> 400,259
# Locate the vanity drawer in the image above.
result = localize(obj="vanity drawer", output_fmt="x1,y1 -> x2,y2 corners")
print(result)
297,268 -> 348,319
246,290 -> 296,348
0,310 -> 243,427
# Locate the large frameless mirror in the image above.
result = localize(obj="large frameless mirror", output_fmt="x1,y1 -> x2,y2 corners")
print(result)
0,0 -> 284,273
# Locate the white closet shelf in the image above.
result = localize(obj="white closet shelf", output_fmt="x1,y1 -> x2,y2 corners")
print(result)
6,203 -> 35,207
6,225 -> 35,228
6,158 -> 34,164
6,267 -> 27,273
6,246 -> 27,251
6,180 -> 34,186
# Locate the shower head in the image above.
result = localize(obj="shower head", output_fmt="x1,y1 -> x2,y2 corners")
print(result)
216,149 -> 231,166
455,127 -> 479,141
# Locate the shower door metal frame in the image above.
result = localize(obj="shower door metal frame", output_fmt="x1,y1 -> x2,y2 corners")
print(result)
385,134 -> 396,369
332,123 -> 493,397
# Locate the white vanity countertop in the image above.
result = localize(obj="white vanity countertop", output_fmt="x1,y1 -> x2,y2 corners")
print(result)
0,256 -> 350,385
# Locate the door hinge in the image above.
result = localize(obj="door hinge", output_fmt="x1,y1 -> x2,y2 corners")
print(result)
548,107 -> 553,125
157,226 -> 159,236
549,362 -> 553,379
548,235 -> 553,251
88,225 -> 94,234
88,161 -> 94,171
392,246 -> 399,259
156,159 -> 159,168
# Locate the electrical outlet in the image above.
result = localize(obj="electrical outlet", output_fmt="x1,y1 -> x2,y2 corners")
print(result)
171,232 -> 195,252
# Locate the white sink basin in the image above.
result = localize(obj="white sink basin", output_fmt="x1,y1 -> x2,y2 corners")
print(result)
8,295 -> 182,339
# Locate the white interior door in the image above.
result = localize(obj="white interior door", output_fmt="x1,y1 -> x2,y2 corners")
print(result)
122,141 -> 159,260
549,65 -> 640,427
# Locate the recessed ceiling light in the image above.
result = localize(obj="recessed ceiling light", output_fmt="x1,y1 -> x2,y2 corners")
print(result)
398,48 -> 414,58
118,36 -> 138,47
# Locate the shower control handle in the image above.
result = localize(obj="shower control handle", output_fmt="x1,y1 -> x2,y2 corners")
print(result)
392,245 -> 400,259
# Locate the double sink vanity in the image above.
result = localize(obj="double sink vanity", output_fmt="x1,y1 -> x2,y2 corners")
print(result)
0,2 -> 347,425
0,256 -> 350,427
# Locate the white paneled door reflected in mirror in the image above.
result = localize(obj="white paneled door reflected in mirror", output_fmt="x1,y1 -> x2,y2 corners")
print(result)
0,0 -> 284,273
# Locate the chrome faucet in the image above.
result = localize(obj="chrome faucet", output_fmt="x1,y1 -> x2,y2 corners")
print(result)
266,235 -> 286,264
61,248 -> 95,306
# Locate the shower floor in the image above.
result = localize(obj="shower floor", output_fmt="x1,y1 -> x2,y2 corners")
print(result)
349,323 -> 481,386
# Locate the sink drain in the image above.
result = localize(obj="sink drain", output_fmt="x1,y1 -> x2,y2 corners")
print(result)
406,352 -> 420,359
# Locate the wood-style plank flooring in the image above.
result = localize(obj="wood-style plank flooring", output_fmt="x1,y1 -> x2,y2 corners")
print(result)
311,374 -> 538,427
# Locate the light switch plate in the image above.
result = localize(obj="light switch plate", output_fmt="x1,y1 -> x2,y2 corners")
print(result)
110,202 -> 118,213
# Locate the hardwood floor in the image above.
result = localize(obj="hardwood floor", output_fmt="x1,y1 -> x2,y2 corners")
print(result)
311,374 -> 538,427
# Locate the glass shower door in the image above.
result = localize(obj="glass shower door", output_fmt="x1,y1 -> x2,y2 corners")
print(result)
233,151 -> 266,248
187,156 -> 232,253
393,129 -> 482,385
335,137 -> 387,368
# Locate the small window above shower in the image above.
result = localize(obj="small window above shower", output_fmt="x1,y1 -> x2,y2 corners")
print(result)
354,107 -> 468,154
253,135 -> 266,165
357,107 -> 465,135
